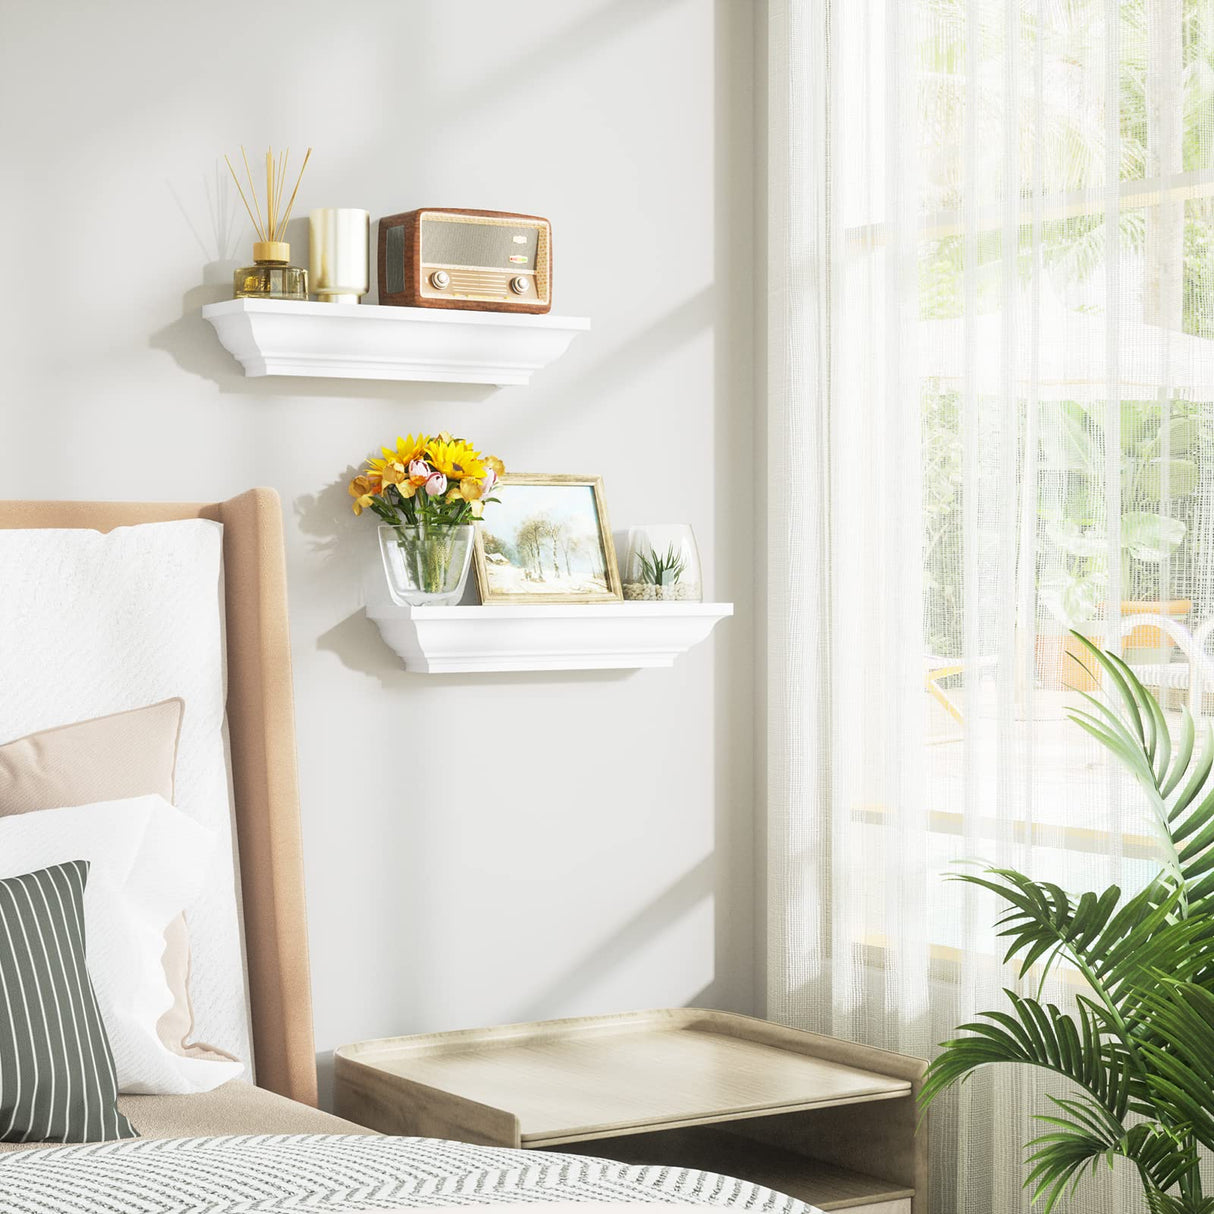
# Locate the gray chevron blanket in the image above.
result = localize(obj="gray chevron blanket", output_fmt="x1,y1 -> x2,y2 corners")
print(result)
0,1133 -> 820,1214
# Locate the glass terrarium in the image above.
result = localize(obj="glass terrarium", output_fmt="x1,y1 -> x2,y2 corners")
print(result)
623,524 -> 702,601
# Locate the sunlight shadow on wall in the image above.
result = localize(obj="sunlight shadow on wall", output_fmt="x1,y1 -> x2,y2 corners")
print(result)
506,854 -> 715,1023
363,1 -> 668,139
486,288 -> 715,453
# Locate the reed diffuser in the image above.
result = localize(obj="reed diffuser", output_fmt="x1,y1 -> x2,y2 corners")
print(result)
225,146 -> 312,300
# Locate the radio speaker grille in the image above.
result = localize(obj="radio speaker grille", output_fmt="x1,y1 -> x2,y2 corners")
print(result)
447,269 -> 513,296
421,219 -> 539,270
384,226 -> 406,295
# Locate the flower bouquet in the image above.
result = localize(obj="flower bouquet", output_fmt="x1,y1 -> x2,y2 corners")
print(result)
349,432 -> 504,606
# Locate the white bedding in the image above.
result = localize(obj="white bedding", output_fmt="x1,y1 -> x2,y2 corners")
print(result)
0,796 -> 243,1094
0,1135 -> 819,1214
0,520 -> 250,1067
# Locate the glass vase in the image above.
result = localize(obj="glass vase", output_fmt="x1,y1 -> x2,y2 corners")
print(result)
378,522 -> 475,607
623,524 -> 702,602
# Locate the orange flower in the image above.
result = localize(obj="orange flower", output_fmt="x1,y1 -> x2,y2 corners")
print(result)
348,475 -> 378,515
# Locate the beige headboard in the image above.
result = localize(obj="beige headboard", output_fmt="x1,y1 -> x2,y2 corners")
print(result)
0,489 -> 318,1107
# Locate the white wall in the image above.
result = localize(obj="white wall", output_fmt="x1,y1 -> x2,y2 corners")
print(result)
0,0 -> 756,1106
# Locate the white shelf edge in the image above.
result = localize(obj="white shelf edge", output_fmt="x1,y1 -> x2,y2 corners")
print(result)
202,298 -> 591,387
365,600 -> 734,674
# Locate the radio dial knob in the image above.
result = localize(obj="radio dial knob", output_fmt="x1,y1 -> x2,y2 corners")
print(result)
430,270 -> 450,290
509,276 -> 529,295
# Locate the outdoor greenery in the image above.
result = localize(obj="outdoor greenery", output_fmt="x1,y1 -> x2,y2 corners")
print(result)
1037,401 -> 1207,628
922,636 -> 1214,1213
918,0 -> 1214,659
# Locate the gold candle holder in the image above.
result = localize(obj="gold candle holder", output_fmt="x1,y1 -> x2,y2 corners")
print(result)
309,208 -> 370,304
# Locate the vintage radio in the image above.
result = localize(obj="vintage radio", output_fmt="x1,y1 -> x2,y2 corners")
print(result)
377,209 -> 551,313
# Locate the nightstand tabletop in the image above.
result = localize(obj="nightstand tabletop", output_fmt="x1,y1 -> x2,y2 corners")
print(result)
337,1008 -> 911,1145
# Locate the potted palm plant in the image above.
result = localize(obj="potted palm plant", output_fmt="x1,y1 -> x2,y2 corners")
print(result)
922,634 -> 1214,1213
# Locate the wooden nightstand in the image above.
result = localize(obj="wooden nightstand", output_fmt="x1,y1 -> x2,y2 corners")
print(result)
334,1009 -> 927,1214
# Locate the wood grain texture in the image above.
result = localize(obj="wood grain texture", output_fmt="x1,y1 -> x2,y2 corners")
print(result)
551,1124 -> 915,1212
214,490 -> 317,1107
0,493 -> 318,1108
377,208 -> 552,313
335,1009 -> 927,1212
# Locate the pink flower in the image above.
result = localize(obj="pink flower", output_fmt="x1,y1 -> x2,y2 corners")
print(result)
425,472 -> 448,496
409,459 -> 431,478
481,468 -> 498,494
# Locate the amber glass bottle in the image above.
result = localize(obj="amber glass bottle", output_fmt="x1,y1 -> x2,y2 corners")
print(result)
234,240 -> 307,300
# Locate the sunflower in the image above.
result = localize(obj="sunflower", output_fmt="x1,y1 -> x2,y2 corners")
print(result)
426,438 -> 487,482
387,434 -> 428,466
365,434 -> 428,483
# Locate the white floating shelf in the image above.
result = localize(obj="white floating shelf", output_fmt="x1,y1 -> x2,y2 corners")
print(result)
202,298 -> 591,386
367,600 -> 734,673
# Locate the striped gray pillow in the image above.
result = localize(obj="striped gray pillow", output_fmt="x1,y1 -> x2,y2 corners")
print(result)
0,861 -> 137,1142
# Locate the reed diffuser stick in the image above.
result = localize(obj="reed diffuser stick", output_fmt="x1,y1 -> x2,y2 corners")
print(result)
224,145 -> 312,244
239,146 -> 263,240
277,149 -> 290,228
224,155 -> 264,240
276,148 -> 312,237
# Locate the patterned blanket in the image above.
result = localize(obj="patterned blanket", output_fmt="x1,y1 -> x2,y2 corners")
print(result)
0,1133 -> 821,1214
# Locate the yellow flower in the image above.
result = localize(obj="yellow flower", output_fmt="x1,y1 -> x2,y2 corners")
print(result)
348,433 -> 498,520
365,434 -> 427,482
348,475 -> 377,515
386,433 -> 428,465
427,438 -> 487,481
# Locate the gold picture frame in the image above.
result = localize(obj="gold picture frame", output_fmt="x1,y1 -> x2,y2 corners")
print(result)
473,474 -> 622,605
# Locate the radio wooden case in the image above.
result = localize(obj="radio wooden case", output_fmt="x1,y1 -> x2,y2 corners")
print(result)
378,208 -> 552,314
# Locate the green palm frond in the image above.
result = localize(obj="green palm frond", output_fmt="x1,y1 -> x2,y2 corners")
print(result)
921,990 -> 1133,1116
1026,1103 -> 1197,1214
1024,1096 -> 1123,1214
1068,633 -> 1214,916
1147,1192 -> 1214,1214
948,868 -> 1213,1024
922,636 -> 1214,1209
1134,983 -> 1214,1153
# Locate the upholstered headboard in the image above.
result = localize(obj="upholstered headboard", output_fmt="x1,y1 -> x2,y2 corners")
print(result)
0,489 -> 317,1107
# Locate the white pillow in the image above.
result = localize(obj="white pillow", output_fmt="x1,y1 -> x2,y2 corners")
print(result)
0,520 -> 249,1065
0,795 -> 244,1095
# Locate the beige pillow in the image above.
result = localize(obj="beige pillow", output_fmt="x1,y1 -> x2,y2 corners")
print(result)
0,700 -> 235,1063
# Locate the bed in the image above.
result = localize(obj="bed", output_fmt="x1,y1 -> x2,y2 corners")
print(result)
0,491 -> 815,1214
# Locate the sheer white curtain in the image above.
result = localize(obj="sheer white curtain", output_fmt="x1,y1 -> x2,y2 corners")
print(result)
766,1 -> 1214,1210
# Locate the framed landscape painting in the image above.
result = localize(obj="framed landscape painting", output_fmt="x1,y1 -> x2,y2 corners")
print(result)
473,474 -> 622,604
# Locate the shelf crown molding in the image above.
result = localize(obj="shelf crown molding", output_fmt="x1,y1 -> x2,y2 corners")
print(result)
202,299 -> 590,387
